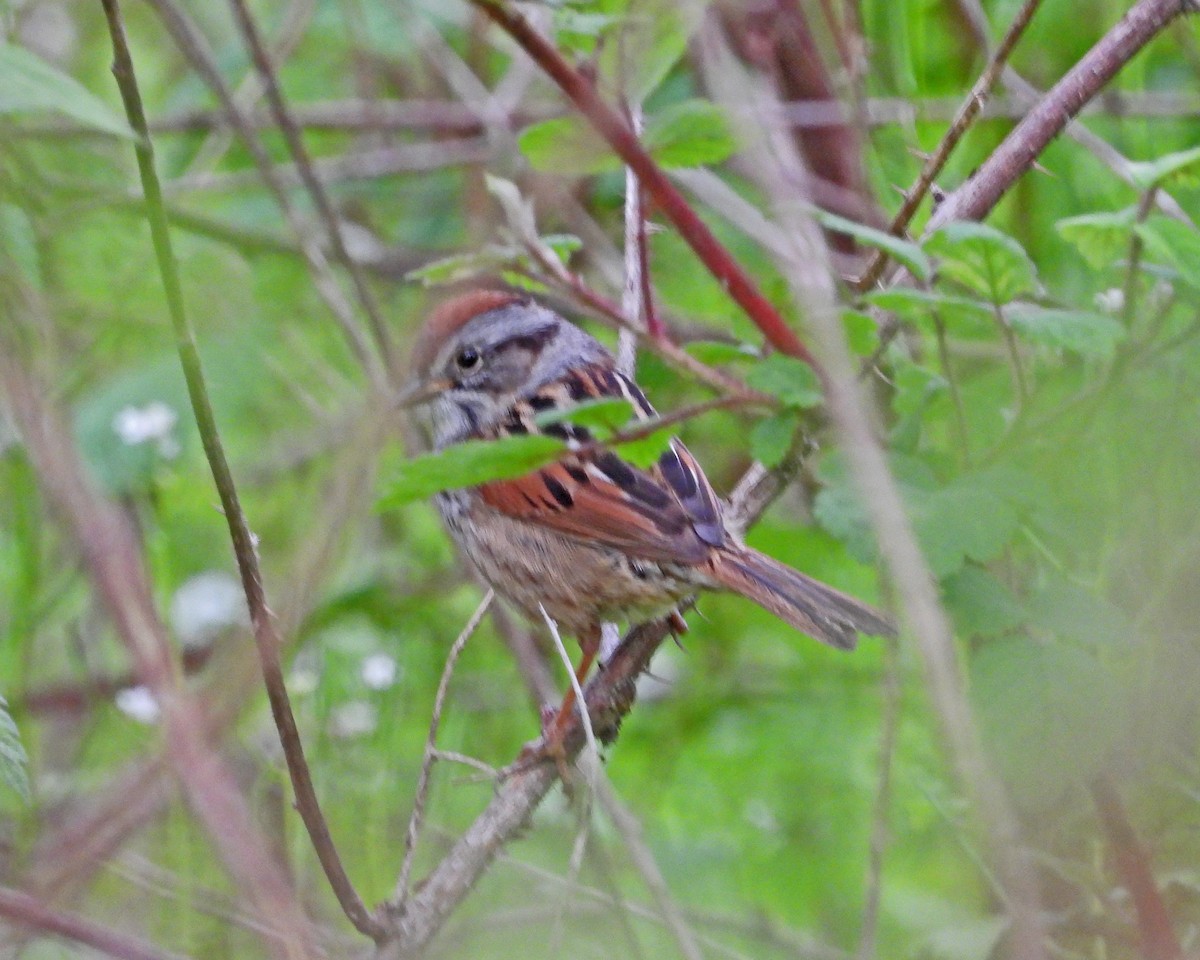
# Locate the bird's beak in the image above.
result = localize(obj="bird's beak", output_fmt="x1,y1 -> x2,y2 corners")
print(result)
395,376 -> 452,410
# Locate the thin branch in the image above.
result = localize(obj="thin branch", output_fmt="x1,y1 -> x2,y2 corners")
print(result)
593,777 -> 704,960
98,0 -> 382,939
1122,185 -> 1159,326
539,604 -> 600,769
225,0 -> 396,374
0,887 -> 188,960
1090,777 -> 1184,960
471,0 -> 822,372
395,591 -> 494,906
618,104 -> 647,377
144,0 -> 386,384
695,21 -> 1049,960
926,0 -> 1197,232
854,0 -> 1043,290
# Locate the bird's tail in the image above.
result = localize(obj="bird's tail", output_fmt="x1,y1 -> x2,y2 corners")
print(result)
709,547 -> 895,650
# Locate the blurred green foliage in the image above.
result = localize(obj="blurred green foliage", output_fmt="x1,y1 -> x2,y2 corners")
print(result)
1,0 -> 1199,958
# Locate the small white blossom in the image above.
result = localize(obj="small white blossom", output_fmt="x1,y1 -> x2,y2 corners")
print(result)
329,700 -> 378,739
115,686 -> 160,724
360,653 -> 398,690
112,401 -> 179,458
1093,288 -> 1124,314
170,571 -> 249,651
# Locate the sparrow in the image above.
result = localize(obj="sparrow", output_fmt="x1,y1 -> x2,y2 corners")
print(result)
402,289 -> 894,750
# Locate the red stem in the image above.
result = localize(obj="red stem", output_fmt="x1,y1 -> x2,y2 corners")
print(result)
473,1 -> 821,372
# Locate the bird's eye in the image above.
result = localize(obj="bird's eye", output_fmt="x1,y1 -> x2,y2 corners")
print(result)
455,346 -> 480,371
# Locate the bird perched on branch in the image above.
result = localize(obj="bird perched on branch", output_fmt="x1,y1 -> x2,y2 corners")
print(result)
402,289 -> 894,759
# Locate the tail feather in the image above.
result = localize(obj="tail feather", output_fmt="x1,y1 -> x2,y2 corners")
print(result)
710,548 -> 895,650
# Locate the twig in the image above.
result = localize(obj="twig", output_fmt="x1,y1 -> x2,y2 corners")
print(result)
618,104 -> 647,377
144,0 -> 386,385
471,0 -> 822,372
395,591 -> 494,905
374,617 -> 674,958
1090,776 -> 1184,960
430,750 -> 498,778
0,887 -> 188,960
856,635 -> 901,960
98,0 -> 382,939
540,604 -> 599,767
854,0 -> 1043,290
695,20 -> 1049,960
593,777 -> 704,960
225,0 -> 397,374
926,0 -> 1197,232
1122,185 -> 1159,326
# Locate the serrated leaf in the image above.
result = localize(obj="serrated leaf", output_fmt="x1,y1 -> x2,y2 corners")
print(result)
811,209 -> 931,282
596,0 -> 696,102
1128,145 -> 1200,190
749,411 -> 800,468
745,354 -> 822,409
865,288 -> 994,338
1134,217 -> 1200,292
926,221 -> 1038,304
0,696 -> 30,805
971,638 -> 1122,808
379,434 -> 566,507
1006,306 -> 1126,358
644,100 -> 736,169
0,42 -> 135,138
518,116 -> 618,175
1056,208 -> 1136,269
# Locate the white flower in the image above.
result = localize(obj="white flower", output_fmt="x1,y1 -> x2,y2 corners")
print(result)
115,686 -> 160,724
170,571 -> 249,651
112,401 -> 180,458
329,700 -> 378,739
360,653 -> 398,690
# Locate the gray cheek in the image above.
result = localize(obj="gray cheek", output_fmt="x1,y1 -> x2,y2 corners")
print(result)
431,395 -> 485,448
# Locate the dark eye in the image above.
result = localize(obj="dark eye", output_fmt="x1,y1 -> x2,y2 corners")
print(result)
455,346 -> 480,371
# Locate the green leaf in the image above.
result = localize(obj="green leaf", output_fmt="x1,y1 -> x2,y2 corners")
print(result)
0,696 -> 30,805
865,288 -> 994,338
644,100 -> 737,169
596,0 -> 696,103
0,42 -> 135,138
379,434 -> 566,507
749,411 -> 800,468
1134,217 -> 1200,292
683,340 -> 759,366
518,116 -> 618,175
926,221 -> 1038,304
842,310 -> 878,356
1005,306 -> 1126,358
1128,145 -> 1200,191
0,203 -> 40,287
745,354 -> 823,409
810,209 -> 931,282
971,638 -> 1122,808
615,427 -> 675,468
535,397 -> 635,437
1056,208 -> 1136,270
943,566 -> 1026,638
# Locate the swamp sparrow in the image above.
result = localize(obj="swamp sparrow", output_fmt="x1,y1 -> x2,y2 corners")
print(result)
403,290 -> 894,748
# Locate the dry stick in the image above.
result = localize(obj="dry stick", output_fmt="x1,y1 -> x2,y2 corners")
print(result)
539,604 -> 600,767
694,21 -> 1049,960
472,0 -> 821,372
145,0 -> 385,386
1089,777 -> 1184,960
0,887 -> 188,960
926,0 -> 1198,233
617,104 -> 648,378
853,0 -> 1043,291
855,635 -> 901,960
593,778 -> 704,960
951,0 -> 1192,224
395,591 -> 494,906
98,0 -> 383,939
225,0 -> 396,375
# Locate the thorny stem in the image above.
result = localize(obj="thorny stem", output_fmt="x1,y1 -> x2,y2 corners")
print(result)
99,0 -> 383,939
854,0 -> 1043,290
472,0 -> 823,373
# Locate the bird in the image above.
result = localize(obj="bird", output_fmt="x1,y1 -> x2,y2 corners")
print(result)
402,289 -> 894,757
